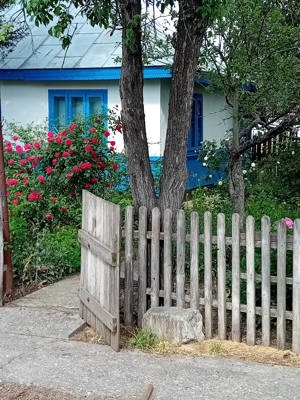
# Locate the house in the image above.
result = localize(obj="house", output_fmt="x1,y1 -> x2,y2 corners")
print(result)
0,15 -> 232,188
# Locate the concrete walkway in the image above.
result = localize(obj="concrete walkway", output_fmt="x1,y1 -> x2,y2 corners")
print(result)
0,275 -> 300,400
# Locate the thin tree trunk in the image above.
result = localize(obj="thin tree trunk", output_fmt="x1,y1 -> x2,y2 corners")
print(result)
119,0 -> 157,210
159,0 -> 208,212
229,89 -> 245,226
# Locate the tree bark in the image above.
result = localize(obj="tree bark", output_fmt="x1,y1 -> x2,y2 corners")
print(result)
119,0 -> 157,210
229,89 -> 245,226
159,0 -> 208,212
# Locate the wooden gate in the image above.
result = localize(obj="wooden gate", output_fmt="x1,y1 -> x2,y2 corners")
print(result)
78,191 -> 120,351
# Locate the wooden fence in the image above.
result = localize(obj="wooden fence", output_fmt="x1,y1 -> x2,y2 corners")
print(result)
122,207 -> 300,354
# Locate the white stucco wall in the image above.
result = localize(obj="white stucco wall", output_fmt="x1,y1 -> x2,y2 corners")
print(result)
0,79 -> 162,156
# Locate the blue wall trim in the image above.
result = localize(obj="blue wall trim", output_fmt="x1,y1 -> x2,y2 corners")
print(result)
0,66 -> 172,81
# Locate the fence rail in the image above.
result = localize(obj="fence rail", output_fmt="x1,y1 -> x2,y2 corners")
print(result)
122,207 -> 300,353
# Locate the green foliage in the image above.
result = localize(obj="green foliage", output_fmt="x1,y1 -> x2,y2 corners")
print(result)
128,329 -> 159,350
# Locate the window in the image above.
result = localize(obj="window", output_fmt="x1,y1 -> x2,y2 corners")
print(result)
48,89 -> 108,131
187,94 -> 203,157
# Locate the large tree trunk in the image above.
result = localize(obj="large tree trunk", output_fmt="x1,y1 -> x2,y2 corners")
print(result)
119,0 -> 157,210
159,0 -> 208,212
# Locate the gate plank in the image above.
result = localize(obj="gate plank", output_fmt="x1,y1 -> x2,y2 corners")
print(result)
124,206 -> 134,326
79,288 -> 117,332
246,215 -> 256,346
231,213 -> 240,342
261,216 -> 271,347
176,210 -> 186,308
151,208 -> 160,307
164,209 -> 172,307
78,229 -> 118,266
277,220 -> 286,350
204,211 -> 212,338
293,220 -> 300,353
217,213 -> 226,340
190,212 -> 199,309
138,206 -> 147,327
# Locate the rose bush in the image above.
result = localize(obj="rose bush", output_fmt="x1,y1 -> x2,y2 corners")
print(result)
4,114 -> 128,284
5,116 -> 122,229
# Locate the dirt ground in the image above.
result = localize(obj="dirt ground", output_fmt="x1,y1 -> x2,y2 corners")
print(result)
0,383 -> 118,400
0,383 -> 151,400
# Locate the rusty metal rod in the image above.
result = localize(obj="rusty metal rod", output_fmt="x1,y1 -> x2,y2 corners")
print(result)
0,121 -> 13,293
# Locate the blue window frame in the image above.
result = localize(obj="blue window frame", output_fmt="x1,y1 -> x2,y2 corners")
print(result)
48,89 -> 108,131
187,94 -> 203,158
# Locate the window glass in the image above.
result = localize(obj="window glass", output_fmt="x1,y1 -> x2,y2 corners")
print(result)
54,97 -> 66,130
89,97 -> 101,115
71,97 -> 84,119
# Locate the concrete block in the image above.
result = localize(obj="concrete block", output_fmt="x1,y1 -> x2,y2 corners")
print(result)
142,307 -> 205,344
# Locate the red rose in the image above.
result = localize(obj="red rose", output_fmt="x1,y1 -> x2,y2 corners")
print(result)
55,136 -> 62,144
7,178 -> 18,186
12,135 -> 19,141
104,131 -> 110,137
54,152 -> 60,158
28,191 -> 42,201
65,138 -> 72,147
84,183 -> 91,189
33,142 -> 41,149
80,162 -> 92,170
6,146 -> 12,153
8,159 -> 14,165
51,197 -> 57,203
115,124 -> 122,132
45,213 -> 52,220
110,146 -> 115,152
72,166 -> 79,173
91,138 -> 98,144
24,144 -> 32,152
69,124 -> 77,131
60,130 -> 68,137
61,206 -> 67,212
11,199 -> 19,205
20,159 -> 27,166
66,173 -> 73,180
62,151 -> 69,158
38,175 -> 45,183
110,141 -> 116,146
15,192 -> 21,197
89,128 -> 97,133
27,156 -> 35,162
69,149 -> 76,155
46,166 -> 53,174
99,162 -> 105,169
22,178 -> 29,185
52,159 -> 57,166
47,131 -> 54,139
90,177 -> 98,183
112,163 -> 118,171
16,145 -> 23,154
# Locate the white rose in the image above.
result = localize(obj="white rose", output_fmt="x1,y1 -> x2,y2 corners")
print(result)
251,162 -> 255,167
292,151 -> 295,155
208,174 -> 212,178
204,156 -> 208,161
218,180 -> 223,186
243,170 -> 247,175
203,162 -> 207,167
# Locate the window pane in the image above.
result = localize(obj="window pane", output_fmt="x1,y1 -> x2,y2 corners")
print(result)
71,97 -> 84,119
197,101 -> 202,146
89,97 -> 101,115
190,100 -> 196,148
54,97 -> 66,130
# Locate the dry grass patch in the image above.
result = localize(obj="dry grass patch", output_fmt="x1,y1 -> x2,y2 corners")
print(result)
177,339 -> 300,368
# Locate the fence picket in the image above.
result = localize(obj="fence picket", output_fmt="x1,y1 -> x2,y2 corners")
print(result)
151,208 -> 160,307
231,213 -> 240,342
190,212 -> 199,309
217,213 -> 226,340
0,204 -> 3,307
204,211 -> 212,338
246,215 -> 256,345
138,206 -> 147,327
176,210 -> 186,308
164,209 -> 172,307
124,206 -> 134,326
277,220 -> 286,350
293,220 -> 300,353
261,216 -> 271,347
